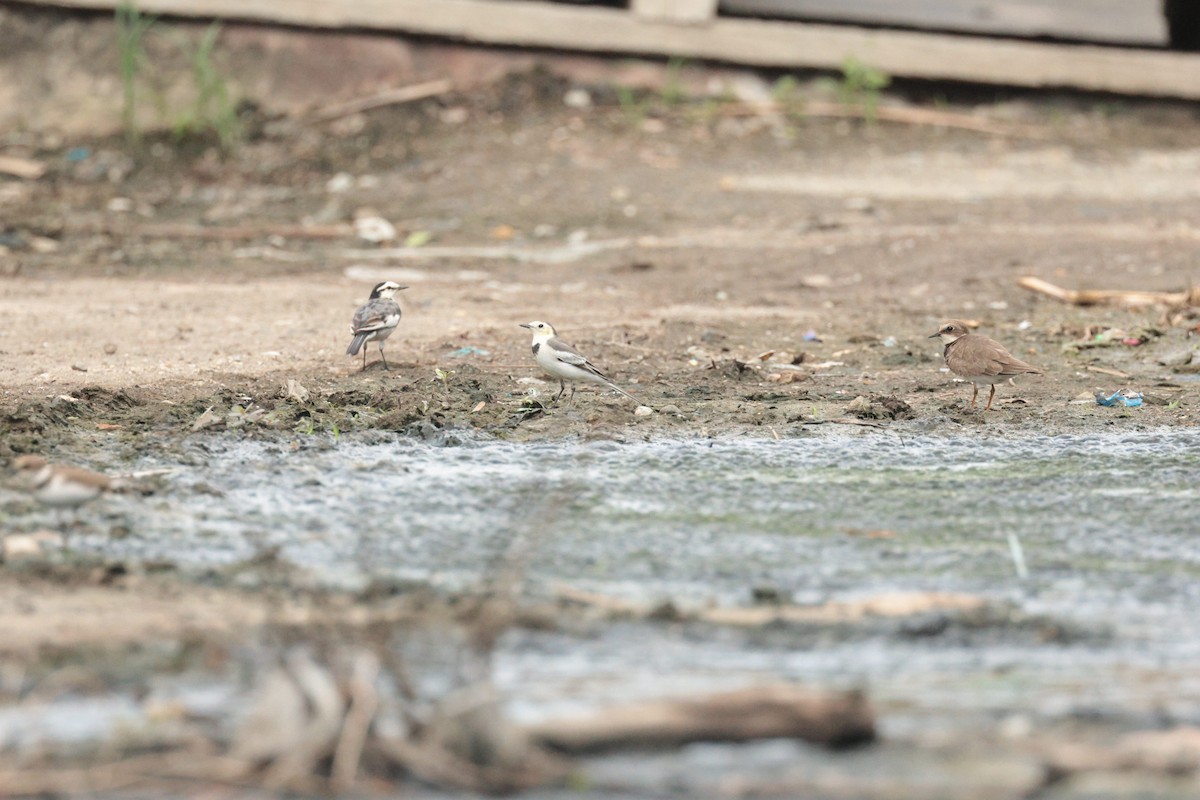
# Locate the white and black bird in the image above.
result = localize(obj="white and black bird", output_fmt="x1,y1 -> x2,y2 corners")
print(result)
520,320 -> 638,403
347,281 -> 407,371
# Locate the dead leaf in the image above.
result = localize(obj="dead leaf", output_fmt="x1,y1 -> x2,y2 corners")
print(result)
191,406 -> 222,432
285,379 -> 310,403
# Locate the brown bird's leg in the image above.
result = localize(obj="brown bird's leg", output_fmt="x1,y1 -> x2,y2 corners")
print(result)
361,347 -> 368,372
985,384 -> 996,412
969,384 -> 978,409
556,380 -> 566,402
379,342 -> 390,371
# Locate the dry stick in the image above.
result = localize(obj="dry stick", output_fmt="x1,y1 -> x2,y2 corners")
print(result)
263,651 -> 346,790
0,751 -> 224,795
722,100 -> 1044,138
1086,365 -> 1131,379
555,584 -> 986,626
524,684 -> 875,753
331,651 -> 381,792
0,154 -> 47,179
801,417 -> 888,430
305,78 -> 454,124
1018,275 -> 1199,309
84,222 -> 354,241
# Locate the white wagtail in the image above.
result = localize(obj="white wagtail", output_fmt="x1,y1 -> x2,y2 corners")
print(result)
347,281 -> 407,371
930,320 -> 1042,411
519,320 -> 638,403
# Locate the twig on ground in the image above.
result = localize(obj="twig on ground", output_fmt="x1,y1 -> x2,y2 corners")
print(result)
801,417 -> 888,429
0,154 -> 46,179
86,222 -> 354,241
1085,365 -> 1131,379
306,78 -> 454,124
1018,276 -> 1200,309
724,100 -> 1044,138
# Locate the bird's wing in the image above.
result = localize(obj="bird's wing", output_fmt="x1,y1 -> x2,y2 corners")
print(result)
57,465 -> 112,490
983,349 -> 1040,377
994,357 -> 1041,376
548,337 -> 609,377
351,299 -> 401,334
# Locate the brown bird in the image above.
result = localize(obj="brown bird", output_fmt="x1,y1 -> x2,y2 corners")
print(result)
929,320 -> 1041,411
13,455 -> 123,511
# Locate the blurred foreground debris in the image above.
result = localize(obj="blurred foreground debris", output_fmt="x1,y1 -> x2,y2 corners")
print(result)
527,684 -> 874,753
228,645 -> 569,793
0,583 -> 882,794
556,585 -> 988,626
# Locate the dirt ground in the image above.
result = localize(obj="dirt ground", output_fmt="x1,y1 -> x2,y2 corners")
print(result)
2,6 -> 1200,795
4,77 -> 1200,450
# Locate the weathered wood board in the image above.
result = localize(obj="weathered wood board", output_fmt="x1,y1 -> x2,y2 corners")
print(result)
18,0 -> 1200,99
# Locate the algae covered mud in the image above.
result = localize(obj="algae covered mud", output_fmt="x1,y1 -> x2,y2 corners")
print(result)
3,427 -> 1200,796
70,427 -> 1200,604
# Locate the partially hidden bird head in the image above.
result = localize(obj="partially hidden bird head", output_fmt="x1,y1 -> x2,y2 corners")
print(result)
13,454 -> 48,474
929,320 -> 972,344
519,320 -> 557,342
369,281 -> 408,300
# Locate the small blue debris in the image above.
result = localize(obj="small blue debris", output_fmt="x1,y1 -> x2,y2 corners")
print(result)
66,147 -> 91,163
449,346 -> 489,358
1095,389 -> 1143,408
803,330 -> 822,343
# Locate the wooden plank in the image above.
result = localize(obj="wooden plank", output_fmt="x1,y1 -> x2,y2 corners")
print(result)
633,0 -> 719,24
720,0 -> 1168,47
22,0 -> 1200,99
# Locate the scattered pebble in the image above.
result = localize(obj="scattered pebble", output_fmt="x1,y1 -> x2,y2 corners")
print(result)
3,531 -> 63,561
563,88 -> 592,109
440,107 -> 469,125
354,216 -> 396,244
634,405 -> 654,417
325,172 -> 354,193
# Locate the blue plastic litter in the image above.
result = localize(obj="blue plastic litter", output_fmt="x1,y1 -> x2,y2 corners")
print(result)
66,147 -> 91,162
449,346 -> 489,358
1095,389 -> 1143,408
